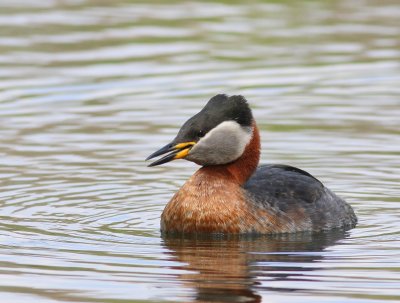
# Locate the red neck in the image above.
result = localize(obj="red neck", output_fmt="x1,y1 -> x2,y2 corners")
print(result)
200,122 -> 261,185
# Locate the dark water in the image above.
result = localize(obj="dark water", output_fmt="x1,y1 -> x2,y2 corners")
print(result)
0,0 -> 399,302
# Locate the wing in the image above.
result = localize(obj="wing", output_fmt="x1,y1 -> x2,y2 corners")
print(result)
243,164 -> 357,230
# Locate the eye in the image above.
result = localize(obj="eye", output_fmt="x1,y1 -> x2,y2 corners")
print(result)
197,130 -> 205,138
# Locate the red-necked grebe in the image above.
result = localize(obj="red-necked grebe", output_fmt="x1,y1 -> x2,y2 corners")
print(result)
147,94 -> 357,234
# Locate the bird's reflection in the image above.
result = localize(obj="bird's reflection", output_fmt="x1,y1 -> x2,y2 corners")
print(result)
162,230 -> 349,303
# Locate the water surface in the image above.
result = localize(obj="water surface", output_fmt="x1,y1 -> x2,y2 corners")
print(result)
0,0 -> 399,302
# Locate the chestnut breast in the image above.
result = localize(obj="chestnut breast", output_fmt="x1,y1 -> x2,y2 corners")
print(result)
160,168 -> 304,234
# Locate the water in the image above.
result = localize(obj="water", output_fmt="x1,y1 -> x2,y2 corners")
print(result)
0,0 -> 399,302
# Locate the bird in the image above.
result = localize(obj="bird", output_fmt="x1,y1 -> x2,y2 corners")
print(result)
146,94 -> 357,234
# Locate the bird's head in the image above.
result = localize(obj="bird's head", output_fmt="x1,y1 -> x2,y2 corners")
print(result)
146,94 -> 254,167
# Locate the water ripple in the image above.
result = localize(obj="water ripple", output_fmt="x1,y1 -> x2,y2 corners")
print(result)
0,0 -> 399,302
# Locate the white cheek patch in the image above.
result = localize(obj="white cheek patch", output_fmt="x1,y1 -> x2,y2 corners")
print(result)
187,121 -> 252,165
